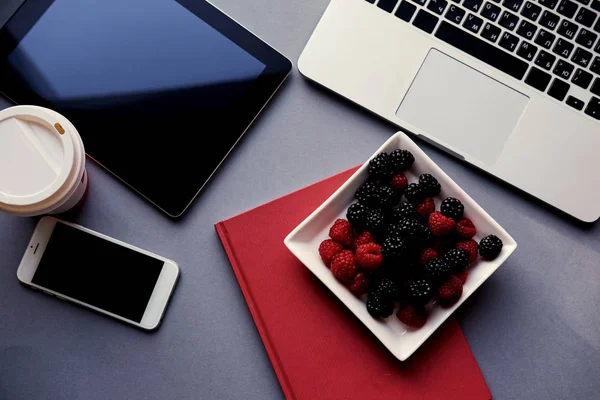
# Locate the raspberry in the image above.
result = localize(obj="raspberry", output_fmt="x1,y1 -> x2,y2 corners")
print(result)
368,152 -> 393,180
456,218 -> 476,239
330,250 -> 358,282
419,248 -> 438,265
346,202 -> 369,230
404,183 -> 425,204
428,211 -> 455,236
355,242 -> 384,270
389,149 -> 415,172
440,197 -> 464,220
437,276 -> 463,307
456,239 -> 478,263
381,236 -> 407,262
415,197 -> 435,219
390,173 -> 408,191
355,181 -> 379,205
442,248 -> 470,272
391,201 -> 416,221
456,270 -> 469,284
348,272 -> 370,296
478,234 -> 503,260
423,258 -> 451,284
367,292 -> 395,319
329,218 -> 354,247
354,230 -> 376,248
407,279 -> 433,305
318,239 -> 343,267
418,173 -> 441,197
397,305 -> 427,328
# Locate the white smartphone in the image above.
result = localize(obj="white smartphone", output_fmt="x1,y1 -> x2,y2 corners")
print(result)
17,216 -> 180,331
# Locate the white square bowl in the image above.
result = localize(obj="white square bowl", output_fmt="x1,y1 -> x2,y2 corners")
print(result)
283,131 -> 517,361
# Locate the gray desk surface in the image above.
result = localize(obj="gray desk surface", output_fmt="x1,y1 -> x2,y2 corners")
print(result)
0,1 -> 599,399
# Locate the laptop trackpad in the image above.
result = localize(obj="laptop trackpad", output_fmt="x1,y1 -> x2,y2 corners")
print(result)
396,49 -> 529,164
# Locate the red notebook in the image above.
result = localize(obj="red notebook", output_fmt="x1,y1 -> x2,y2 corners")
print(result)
215,167 -> 491,400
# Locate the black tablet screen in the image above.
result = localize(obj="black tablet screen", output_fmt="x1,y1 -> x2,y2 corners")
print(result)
0,0 -> 290,216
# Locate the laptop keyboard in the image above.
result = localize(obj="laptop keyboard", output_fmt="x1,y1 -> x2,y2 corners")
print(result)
366,0 -> 600,120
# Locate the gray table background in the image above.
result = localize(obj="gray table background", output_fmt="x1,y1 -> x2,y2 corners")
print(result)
0,1 -> 599,399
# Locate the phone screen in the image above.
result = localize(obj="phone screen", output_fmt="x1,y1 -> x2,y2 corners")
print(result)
32,222 -> 164,322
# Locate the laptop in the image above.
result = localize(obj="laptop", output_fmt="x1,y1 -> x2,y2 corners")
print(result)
298,0 -> 600,222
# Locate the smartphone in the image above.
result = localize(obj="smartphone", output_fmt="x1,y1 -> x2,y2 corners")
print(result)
17,216 -> 179,331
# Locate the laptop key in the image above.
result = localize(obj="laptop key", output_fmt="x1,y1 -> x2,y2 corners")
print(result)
575,8 -> 597,27
499,31 -> 520,51
592,0 -> 600,10
378,0 -> 399,11
574,0 -> 590,5
539,10 -> 560,30
566,96 -> 585,109
428,0 -> 449,15
517,40 -> 539,60
594,18 -> 600,34
435,21 -> 529,78
413,9 -> 440,33
575,29 -> 598,49
396,1 -> 417,21
553,59 -> 575,78
499,11 -> 519,30
517,20 -> 538,40
525,66 -> 552,90
591,56 -> 600,74
463,0 -> 484,11
503,0 -> 524,11
539,0 -> 558,8
521,1 -> 542,20
482,2 -> 502,20
411,0 -> 428,6
535,29 -> 556,49
557,0 -> 578,18
557,20 -> 578,40
572,68 -> 593,88
547,78 -> 570,100
445,4 -> 466,23
553,38 -> 575,58
591,78 -> 600,95
572,47 -> 593,67
584,97 -> 600,119
535,50 -> 557,69
463,13 -> 484,32
482,22 -> 502,42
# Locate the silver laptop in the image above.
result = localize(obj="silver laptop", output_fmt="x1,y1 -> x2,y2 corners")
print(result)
298,0 -> 600,222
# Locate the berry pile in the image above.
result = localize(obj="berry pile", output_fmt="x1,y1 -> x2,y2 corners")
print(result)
318,148 -> 504,330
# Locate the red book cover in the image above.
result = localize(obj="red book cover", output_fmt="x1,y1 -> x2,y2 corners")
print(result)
215,167 -> 491,400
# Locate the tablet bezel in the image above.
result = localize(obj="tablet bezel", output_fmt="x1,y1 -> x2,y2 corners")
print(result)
0,0 -> 292,217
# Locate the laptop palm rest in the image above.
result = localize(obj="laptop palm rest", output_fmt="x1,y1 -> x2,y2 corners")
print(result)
396,49 -> 529,165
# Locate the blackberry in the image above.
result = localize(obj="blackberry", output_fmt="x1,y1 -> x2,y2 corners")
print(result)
408,279 -> 434,305
423,258 -> 451,285
377,185 -> 396,208
374,277 -> 400,300
418,173 -> 441,197
389,149 -> 415,173
478,235 -> 503,260
346,202 -> 369,230
364,207 -> 387,235
355,181 -> 380,205
366,292 -> 395,319
391,217 -> 421,239
391,201 -> 416,221
381,236 -> 407,262
404,183 -> 425,204
368,152 -> 393,180
443,248 -> 470,272
417,225 -> 432,246
440,197 -> 464,220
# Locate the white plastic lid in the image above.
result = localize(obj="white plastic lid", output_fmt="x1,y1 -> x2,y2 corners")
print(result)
0,106 -> 77,207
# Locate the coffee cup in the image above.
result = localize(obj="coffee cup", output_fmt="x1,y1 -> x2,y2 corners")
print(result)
0,105 -> 88,217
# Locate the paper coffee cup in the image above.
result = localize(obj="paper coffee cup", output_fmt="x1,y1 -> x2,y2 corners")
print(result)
0,105 -> 88,217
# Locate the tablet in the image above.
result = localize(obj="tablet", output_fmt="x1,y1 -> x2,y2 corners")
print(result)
0,0 -> 291,217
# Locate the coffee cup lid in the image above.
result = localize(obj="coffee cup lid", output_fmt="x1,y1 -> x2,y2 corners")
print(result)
0,106 -> 78,207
